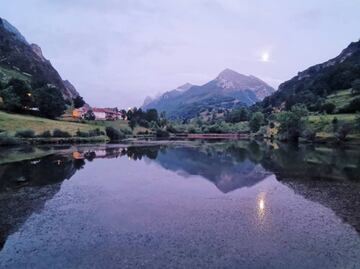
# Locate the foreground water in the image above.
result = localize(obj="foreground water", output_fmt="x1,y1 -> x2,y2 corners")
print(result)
0,141 -> 360,268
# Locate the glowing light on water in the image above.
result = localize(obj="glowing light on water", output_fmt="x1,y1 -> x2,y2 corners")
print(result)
257,192 -> 267,223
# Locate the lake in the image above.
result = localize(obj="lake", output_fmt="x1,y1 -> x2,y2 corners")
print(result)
0,141 -> 360,268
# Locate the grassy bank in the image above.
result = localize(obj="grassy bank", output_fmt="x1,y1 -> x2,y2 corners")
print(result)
0,111 -> 106,136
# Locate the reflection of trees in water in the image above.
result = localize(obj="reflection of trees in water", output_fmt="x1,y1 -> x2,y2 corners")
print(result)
1,142 -> 360,250
123,146 -> 161,160
0,155 -> 85,250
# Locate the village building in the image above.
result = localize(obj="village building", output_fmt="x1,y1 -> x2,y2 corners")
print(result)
92,108 -> 121,120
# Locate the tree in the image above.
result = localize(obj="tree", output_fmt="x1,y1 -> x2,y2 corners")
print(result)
321,102 -> 336,114
129,119 -> 137,130
83,109 -> 95,120
355,113 -> 360,132
33,86 -> 66,119
249,112 -> 264,133
120,109 -> 127,120
332,117 -> 339,132
351,79 -> 360,95
226,107 -> 249,123
277,105 -> 308,142
336,123 -> 352,141
0,79 -> 32,112
145,109 -> 158,122
105,127 -> 125,141
73,95 -> 85,108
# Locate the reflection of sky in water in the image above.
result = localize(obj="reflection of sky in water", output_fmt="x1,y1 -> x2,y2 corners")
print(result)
1,144 -> 360,268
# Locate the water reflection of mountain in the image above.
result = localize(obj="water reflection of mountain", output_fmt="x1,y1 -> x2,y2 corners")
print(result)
153,146 -> 271,193
0,155 -> 85,250
1,141 -> 360,249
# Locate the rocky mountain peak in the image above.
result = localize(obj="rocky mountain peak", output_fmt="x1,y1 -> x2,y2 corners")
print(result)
216,68 -> 248,82
30,43 -> 47,62
176,83 -> 193,92
0,18 -> 28,44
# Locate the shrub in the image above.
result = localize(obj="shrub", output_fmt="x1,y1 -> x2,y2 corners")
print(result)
321,102 -> 336,114
351,79 -> 360,95
339,97 -> 360,113
83,110 -> 95,121
0,134 -> 21,146
302,127 -> 316,141
15,129 -> 35,138
121,127 -> 133,135
332,117 -> 339,132
53,129 -> 72,138
249,112 -> 264,133
106,127 -> 125,141
156,129 -> 170,138
38,130 -> 52,138
88,128 -> 103,137
76,129 -> 89,137
336,123 -> 352,141
355,113 -> 360,132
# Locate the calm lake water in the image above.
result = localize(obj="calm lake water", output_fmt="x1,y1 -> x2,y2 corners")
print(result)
0,141 -> 360,268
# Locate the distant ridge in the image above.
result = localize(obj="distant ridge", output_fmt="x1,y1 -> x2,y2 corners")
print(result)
142,69 -> 274,119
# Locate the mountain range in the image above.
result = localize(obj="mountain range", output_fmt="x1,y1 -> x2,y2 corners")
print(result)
262,39 -> 360,110
0,17 -> 80,102
142,69 -> 274,119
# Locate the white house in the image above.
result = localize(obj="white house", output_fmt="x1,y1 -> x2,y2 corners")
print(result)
93,108 -> 107,120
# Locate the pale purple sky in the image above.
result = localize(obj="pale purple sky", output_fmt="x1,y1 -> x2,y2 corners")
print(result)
2,0 -> 360,108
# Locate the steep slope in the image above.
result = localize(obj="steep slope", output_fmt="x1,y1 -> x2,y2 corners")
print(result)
0,17 -> 80,102
143,69 -> 274,119
262,40 -> 360,110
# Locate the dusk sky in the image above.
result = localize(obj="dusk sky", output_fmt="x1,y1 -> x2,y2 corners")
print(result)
2,0 -> 360,108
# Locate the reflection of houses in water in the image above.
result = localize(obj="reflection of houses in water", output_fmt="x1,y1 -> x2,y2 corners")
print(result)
71,146 -> 160,162
72,148 -> 126,161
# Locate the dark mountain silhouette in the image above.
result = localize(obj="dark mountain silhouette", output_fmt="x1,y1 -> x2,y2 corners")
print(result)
0,17 -> 81,102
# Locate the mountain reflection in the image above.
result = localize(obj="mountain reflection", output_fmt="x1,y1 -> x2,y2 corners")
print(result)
0,141 -> 360,250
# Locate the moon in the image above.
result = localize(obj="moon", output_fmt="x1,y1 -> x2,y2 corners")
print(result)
261,52 -> 269,62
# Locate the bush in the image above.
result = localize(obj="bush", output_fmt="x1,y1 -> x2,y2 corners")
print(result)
321,102 -> 336,114
120,127 -> 132,135
76,129 -> 89,137
249,112 -> 264,133
355,113 -> 360,132
339,97 -> 360,113
0,135 -> 21,146
88,128 -> 104,137
38,130 -> 52,138
156,129 -> 170,138
83,110 -> 95,121
106,127 -> 125,141
332,117 -> 339,132
15,129 -> 35,138
53,129 -> 72,138
336,123 -> 352,141
302,127 -> 316,141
